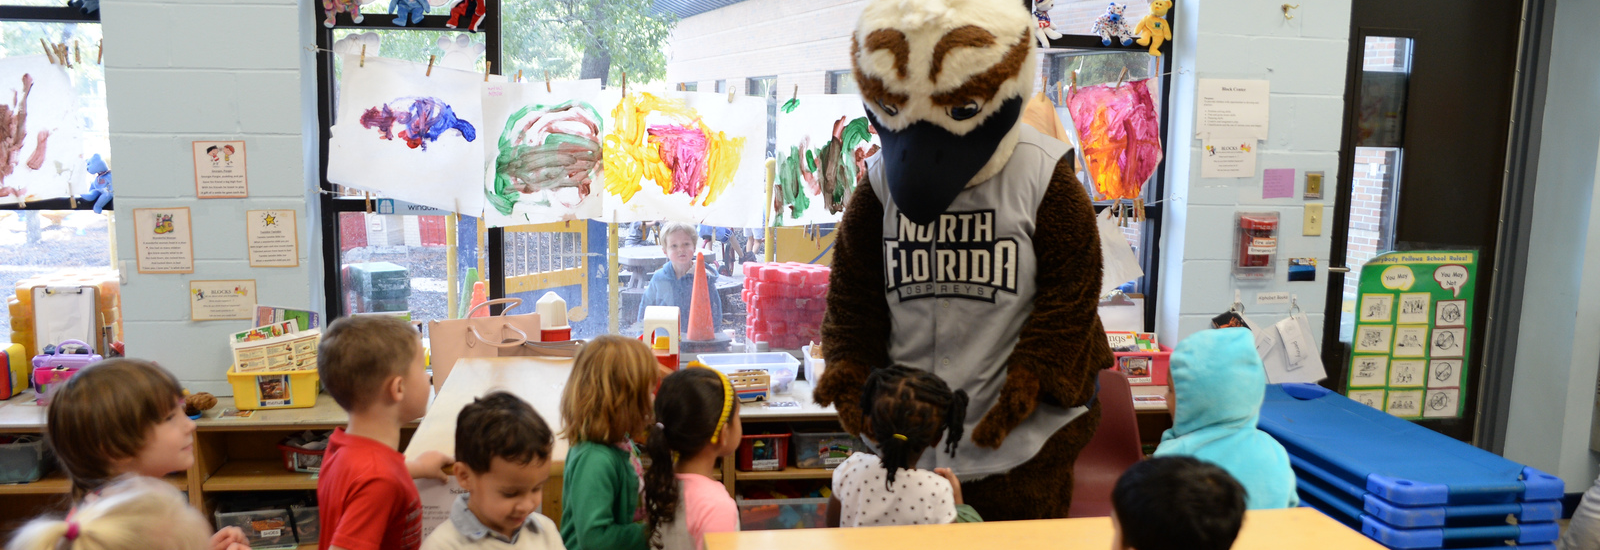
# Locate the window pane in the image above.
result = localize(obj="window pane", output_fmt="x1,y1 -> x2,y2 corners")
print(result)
827,70 -> 858,95
1046,0 -> 1153,42
0,211 -> 114,343
1338,37 -> 1413,344
0,21 -> 110,166
500,0 -> 677,84
337,212 -> 469,325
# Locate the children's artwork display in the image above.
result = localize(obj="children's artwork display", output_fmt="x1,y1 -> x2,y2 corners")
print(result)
1346,251 -> 1477,419
481,79 -> 612,227
601,91 -> 766,227
327,55 -> 486,215
1065,78 -> 1162,202
0,56 -> 84,205
772,94 -> 879,226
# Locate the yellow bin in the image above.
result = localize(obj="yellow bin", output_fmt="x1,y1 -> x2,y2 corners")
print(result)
226,365 -> 320,410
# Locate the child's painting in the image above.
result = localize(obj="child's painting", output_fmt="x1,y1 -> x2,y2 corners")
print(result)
481,79 -> 613,227
327,55 -> 486,216
600,91 -> 766,227
1065,78 -> 1162,202
0,56 -> 84,205
772,94 -> 879,226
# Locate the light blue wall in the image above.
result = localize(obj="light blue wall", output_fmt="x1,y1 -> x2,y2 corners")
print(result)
102,0 -> 323,395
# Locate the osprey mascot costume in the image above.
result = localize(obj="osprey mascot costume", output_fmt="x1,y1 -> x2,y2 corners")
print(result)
813,0 -> 1113,520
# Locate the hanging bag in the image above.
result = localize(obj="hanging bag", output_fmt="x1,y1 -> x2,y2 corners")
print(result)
426,298 -> 542,392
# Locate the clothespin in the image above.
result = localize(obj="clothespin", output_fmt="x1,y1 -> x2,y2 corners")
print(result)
728,89 -> 735,103
791,84 -> 798,102
426,55 -> 435,77
485,61 -> 492,82
359,44 -> 366,67
74,41 -> 80,64
364,192 -> 373,214
514,70 -> 522,83
40,39 -> 55,64
97,40 -> 103,65
544,71 -> 551,93
69,195 -> 77,209
59,43 -> 72,68
1054,80 -> 1063,106
1116,67 -> 1128,87
621,71 -> 627,97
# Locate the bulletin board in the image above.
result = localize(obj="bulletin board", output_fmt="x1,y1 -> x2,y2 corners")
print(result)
1345,250 -> 1476,419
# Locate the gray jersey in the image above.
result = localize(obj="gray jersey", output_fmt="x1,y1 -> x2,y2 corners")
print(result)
868,124 -> 1089,478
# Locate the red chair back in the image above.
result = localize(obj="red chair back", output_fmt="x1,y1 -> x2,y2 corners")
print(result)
1067,369 -> 1146,518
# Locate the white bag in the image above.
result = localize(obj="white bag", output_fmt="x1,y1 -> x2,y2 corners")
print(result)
1098,208 -> 1145,296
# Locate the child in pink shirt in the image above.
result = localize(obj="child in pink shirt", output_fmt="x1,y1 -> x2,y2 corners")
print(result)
643,366 -> 742,550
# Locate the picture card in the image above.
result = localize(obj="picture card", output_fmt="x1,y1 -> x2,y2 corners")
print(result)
1392,325 -> 1427,358
1435,300 -> 1467,327
1350,356 -> 1388,387
1360,294 -> 1393,323
1348,389 -> 1385,410
1428,359 -> 1461,388
1354,325 -> 1393,354
1387,360 -> 1425,388
1430,327 -> 1466,358
1385,390 -> 1424,417
1397,293 -> 1430,325
1423,389 -> 1459,418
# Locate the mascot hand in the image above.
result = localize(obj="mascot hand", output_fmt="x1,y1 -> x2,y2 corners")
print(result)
972,367 -> 1041,448
812,360 -> 870,436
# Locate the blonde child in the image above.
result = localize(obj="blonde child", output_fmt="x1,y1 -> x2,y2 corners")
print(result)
643,366 -> 741,550
558,335 -> 659,550
7,476 -> 213,550
44,358 -> 250,550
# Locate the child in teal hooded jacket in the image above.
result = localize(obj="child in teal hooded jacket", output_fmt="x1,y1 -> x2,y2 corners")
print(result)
1154,327 -> 1298,509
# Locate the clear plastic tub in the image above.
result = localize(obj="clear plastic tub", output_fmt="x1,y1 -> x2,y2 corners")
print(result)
214,506 -> 297,548
737,497 -> 829,530
0,436 -> 50,484
792,429 -> 860,469
696,352 -> 799,394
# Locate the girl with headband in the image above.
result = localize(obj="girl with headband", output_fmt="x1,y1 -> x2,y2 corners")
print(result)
643,364 -> 742,550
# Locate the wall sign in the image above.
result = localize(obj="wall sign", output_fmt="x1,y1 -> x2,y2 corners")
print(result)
193,140 -> 249,198
1346,251 -> 1477,419
132,207 -> 194,274
246,209 -> 299,267
190,280 -> 257,321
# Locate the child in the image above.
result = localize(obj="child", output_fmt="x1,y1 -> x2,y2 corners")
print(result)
317,315 -> 453,550
44,358 -> 251,550
7,476 -> 213,550
638,222 -> 721,333
1153,327 -> 1297,509
827,366 -> 973,527
422,391 -> 561,550
643,367 -> 741,550
558,335 -> 659,550
1111,456 -> 1247,550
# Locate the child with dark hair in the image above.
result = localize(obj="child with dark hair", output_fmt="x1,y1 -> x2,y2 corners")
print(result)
642,366 -> 741,550
1111,457 -> 1247,550
826,366 -> 974,527
422,391 -> 560,550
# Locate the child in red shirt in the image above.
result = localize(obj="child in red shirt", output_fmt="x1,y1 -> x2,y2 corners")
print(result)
316,315 -> 453,550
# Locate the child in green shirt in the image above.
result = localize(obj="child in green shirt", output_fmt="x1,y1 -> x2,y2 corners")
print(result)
558,335 -> 662,550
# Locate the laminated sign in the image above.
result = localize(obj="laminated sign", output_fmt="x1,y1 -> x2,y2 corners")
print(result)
1346,251 -> 1476,420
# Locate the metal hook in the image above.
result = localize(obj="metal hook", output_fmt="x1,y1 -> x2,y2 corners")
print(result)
1282,4 -> 1300,20
1290,294 -> 1302,315
1231,289 -> 1245,314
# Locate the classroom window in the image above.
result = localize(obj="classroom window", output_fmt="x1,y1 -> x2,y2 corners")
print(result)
826,70 -> 857,95
679,82 -> 697,91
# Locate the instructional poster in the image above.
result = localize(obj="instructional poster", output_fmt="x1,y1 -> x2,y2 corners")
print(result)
1346,251 -> 1477,419
246,209 -> 299,267
189,280 -> 257,321
1200,137 -> 1256,177
193,140 -> 249,198
1196,79 -> 1270,138
132,207 -> 194,274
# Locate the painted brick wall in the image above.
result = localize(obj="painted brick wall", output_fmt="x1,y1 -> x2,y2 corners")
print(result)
101,0 -> 321,394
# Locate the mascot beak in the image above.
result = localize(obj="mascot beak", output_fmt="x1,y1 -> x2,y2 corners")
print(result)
870,95 -> 1026,226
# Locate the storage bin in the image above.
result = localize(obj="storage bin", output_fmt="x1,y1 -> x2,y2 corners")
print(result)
696,352 -> 798,394
214,506 -> 297,548
801,345 -> 824,383
289,504 -> 319,543
227,365 -> 319,410
0,436 -> 51,484
736,431 -> 791,472
792,429 -> 859,469
278,440 -> 327,474
1111,346 -> 1170,386
737,497 -> 829,530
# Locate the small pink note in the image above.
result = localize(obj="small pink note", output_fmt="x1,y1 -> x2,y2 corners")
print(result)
1263,168 -> 1295,199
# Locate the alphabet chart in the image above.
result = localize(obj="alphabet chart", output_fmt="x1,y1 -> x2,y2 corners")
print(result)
1347,251 -> 1476,419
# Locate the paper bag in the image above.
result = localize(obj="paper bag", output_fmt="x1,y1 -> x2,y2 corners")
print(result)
1098,208 -> 1145,296
426,298 -> 541,392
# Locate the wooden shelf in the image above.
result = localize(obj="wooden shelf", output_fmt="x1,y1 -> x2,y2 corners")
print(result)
204,459 -> 316,492
0,471 -> 186,495
735,467 -> 834,481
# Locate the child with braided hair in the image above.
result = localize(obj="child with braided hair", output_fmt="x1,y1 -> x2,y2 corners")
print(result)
642,365 -> 741,550
826,366 -> 977,527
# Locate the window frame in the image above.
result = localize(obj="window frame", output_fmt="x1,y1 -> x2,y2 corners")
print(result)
0,4 -> 107,214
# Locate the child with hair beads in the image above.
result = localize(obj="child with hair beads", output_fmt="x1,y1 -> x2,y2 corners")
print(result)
826,366 -> 974,527
643,366 -> 741,550
558,335 -> 660,550
7,476 -> 213,550
44,358 -> 250,550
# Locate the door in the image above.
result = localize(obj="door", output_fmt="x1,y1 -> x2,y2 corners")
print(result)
1323,0 -> 1522,441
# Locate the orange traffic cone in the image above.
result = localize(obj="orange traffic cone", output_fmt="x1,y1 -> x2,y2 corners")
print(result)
686,252 -> 715,341
468,281 -> 489,318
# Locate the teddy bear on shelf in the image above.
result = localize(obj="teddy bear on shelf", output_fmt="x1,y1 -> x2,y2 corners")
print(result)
1032,0 -> 1062,48
78,154 -> 111,214
1135,0 -> 1174,56
1091,3 -> 1136,46
445,0 -> 489,32
322,0 -> 373,28
391,0 -> 427,26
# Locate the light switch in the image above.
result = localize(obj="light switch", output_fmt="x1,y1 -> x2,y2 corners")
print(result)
1304,204 -> 1324,236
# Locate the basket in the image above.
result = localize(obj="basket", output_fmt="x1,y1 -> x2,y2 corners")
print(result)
227,365 -> 319,410
736,431 -> 791,472
278,441 -> 326,474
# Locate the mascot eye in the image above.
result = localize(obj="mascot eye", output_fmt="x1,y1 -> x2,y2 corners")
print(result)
876,99 -> 900,117
949,101 -> 983,121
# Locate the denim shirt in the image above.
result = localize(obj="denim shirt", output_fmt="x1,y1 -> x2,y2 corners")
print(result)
638,263 -> 721,332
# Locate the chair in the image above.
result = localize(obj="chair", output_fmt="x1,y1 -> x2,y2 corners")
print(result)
1067,369 -> 1146,518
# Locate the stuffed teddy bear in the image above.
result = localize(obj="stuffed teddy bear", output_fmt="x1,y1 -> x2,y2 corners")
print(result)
1091,3 -> 1136,46
445,0 -> 488,32
391,0 -> 427,26
78,154 -> 111,214
1135,0 -> 1175,56
66,0 -> 97,15
322,0 -> 371,28
815,0 -> 1113,521
1032,0 -> 1062,48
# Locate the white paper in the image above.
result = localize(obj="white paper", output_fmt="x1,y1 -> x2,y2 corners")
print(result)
1200,136 -> 1257,178
1397,292 -> 1430,325
481,80 -> 610,227
0,56 -> 85,205
416,477 -> 468,541
600,91 -> 768,227
33,286 -> 96,352
1197,79 -> 1270,139
772,94 -> 880,226
190,280 -> 257,321
1260,313 -> 1326,384
1256,291 -> 1290,305
1098,208 -> 1145,296
246,210 -> 298,267
1385,389 -> 1423,417
328,55 -> 487,216
133,207 -> 194,274
1387,360 -> 1425,388
192,140 -> 248,198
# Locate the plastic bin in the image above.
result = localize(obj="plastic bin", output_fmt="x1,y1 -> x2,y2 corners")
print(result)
792,429 -> 859,469
290,504 -> 319,543
801,345 -> 824,383
214,506 -> 297,548
278,441 -> 326,474
737,432 -> 791,472
696,352 -> 798,394
0,436 -> 51,484
1292,453 -> 1561,528
1112,346 -> 1170,386
736,497 -> 829,530
227,365 -> 319,411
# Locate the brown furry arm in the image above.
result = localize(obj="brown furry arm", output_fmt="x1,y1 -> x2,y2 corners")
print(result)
972,153 -> 1114,448
813,182 -> 891,436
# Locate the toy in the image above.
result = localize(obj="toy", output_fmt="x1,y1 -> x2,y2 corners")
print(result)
1032,0 -> 1062,48
78,154 -> 112,214
66,0 -> 97,15
1090,3 -> 1136,46
31,340 -> 100,371
321,0 -> 367,28
730,369 -> 770,403
815,0 -> 1112,521
185,391 -> 218,418
640,305 -> 681,372
1135,0 -> 1174,56
390,0 -> 426,26
1,343 -> 27,399
445,0 -> 487,32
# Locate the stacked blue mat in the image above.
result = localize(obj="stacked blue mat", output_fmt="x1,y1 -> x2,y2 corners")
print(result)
1258,384 -> 1564,550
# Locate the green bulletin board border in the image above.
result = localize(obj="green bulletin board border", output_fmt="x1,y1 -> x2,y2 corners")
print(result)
1346,250 -> 1477,419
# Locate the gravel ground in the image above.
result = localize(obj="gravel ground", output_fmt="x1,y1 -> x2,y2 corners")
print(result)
0,212 -> 114,342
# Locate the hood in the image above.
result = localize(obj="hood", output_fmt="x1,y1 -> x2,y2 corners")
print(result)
1168,327 -> 1266,436
851,0 -> 1037,225
87,154 -> 107,174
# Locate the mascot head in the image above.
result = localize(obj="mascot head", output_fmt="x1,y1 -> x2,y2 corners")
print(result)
852,0 -> 1038,225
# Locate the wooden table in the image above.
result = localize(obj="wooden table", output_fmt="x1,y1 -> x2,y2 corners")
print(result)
706,507 -> 1383,550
